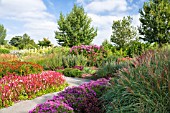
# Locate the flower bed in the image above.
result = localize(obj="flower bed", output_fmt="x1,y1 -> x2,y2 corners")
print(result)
0,71 -> 67,108
29,78 -> 110,113
0,61 -> 43,78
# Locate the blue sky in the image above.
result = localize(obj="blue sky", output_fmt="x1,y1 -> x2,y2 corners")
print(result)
0,0 -> 148,45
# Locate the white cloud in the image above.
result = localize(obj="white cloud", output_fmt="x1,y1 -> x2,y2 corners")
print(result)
77,0 -> 141,45
84,0 -> 128,13
0,0 -> 58,45
131,14 -> 140,27
88,14 -> 124,45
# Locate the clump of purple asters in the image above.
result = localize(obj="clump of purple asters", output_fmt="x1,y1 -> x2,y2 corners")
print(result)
29,78 -> 110,113
29,101 -> 74,113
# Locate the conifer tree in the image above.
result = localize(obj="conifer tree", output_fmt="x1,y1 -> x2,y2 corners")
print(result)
55,5 -> 97,47
0,24 -> 7,45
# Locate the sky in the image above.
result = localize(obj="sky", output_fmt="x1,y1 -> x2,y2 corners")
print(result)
0,0 -> 148,45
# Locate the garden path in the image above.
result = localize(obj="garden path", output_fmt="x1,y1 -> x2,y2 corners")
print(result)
0,77 -> 90,113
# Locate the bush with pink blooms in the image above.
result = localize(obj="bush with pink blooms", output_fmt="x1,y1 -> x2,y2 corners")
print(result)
70,45 -> 107,67
29,78 -> 110,113
0,71 -> 68,108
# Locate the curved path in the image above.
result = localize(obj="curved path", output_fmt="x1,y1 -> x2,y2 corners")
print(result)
0,77 -> 90,113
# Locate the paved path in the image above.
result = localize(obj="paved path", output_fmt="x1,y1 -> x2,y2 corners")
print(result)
0,77 -> 90,113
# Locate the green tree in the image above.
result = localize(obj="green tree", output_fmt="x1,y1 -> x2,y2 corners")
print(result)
38,38 -> 52,47
9,33 -> 37,49
110,16 -> 137,49
55,5 -> 97,47
0,24 -> 7,45
139,0 -> 170,47
9,36 -> 22,47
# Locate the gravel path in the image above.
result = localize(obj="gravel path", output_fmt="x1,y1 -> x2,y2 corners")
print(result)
0,77 -> 90,113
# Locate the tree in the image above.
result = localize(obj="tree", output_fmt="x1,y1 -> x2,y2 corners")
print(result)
38,38 -> 52,47
139,0 -> 170,47
9,36 -> 22,47
9,33 -> 37,49
55,5 -> 97,47
110,16 -> 137,49
0,24 -> 7,45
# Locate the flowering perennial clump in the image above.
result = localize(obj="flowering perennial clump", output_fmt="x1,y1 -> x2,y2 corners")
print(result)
0,71 -> 66,108
0,61 -> 43,77
29,78 -> 110,113
70,45 -> 107,66
29,101 -> 74,113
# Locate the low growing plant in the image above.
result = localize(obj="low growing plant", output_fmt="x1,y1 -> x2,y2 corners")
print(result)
63,68 -> 83,77
30,78 -> 110,113
0,71 -> 67,108
0,61 -> 43,77
0,48 -> 10,54
29,101 -> 74,113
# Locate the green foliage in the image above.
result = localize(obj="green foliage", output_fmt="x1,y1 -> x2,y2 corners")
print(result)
38,38 -> 52,47
62,54 -> 87,68
125,40 -> 151,57
82,67 -> 96,75
52,46 -> 70,55
96,62 -> 128,79
56,69 -> 64,74
101,49 -> 170,112
55,5 -> 97,47
111,16 -> 137,49
63,68 -> 83,77
0,24 -> 7,45
25,53 -> 87,70
0,48 -> 10,54
9,33 -> 37,49
102,39 -> 113,57
139,0 -> 170,47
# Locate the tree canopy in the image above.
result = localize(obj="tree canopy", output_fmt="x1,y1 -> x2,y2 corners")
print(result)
9,33 -> 37,49
0,24 -> 7,45
139,0 -> 170,47
55,5 -> 97,47
110,16 -> 137,49
38,38 -> 52,47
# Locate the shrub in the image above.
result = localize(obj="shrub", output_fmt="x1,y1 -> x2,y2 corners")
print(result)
30,78 -> 110,113
62,54 -> 87,68
29,101 -> 74,113
0,48 -> 10,54
96,61 -> 129,79
0,71 -> 67,108
81,67 -> 98,78
0,61 -> 43,78
70,45 -> 107,67
101,49 -> 170,112
52,46 -> 70,55
63,68 -> 83,77
56,69 -> 64,74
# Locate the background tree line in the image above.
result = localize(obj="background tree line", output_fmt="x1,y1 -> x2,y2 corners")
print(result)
0,0 -> 169,51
